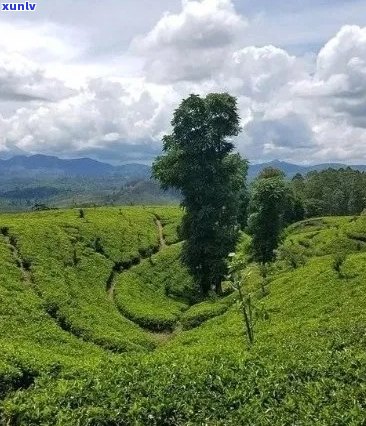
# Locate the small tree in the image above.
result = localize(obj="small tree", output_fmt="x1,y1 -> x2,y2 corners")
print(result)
0,226 -> 9,237
228,254 -> 254,345
94,237 -> 105,256
275,242 -> 306,270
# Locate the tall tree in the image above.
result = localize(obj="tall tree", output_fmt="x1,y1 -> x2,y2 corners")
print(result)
152,93 -> 248,294
247,168 -> 289,264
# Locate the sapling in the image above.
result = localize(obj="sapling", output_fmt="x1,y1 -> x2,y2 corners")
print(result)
332,252 -> 347,278
228,253 -> 254,346
94,237 -> 105,256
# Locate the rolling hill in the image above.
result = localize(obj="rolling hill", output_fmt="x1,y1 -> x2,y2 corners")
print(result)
0,206 -> 366,424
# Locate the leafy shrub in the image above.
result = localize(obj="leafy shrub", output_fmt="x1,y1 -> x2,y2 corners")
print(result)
332,252 -> 347,277
180,294 -> 235,329
114,245 -> 192,331
276,243 -> 306,269
0,226 -> 9,236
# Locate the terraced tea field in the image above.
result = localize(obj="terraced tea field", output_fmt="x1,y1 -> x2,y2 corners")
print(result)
1,208 -> 366,425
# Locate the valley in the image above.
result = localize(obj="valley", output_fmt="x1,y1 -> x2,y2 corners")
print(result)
1,206 -> 366,424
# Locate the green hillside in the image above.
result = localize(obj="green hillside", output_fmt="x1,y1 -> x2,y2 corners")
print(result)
1,208 -> 366,425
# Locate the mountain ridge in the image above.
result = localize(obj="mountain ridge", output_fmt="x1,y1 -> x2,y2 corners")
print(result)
1,154 -> 366,179
0,154 -> 151,179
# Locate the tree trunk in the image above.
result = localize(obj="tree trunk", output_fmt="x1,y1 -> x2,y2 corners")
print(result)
215,279 -> 223,295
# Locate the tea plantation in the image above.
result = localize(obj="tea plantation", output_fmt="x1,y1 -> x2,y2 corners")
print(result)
1,208 -> 366,425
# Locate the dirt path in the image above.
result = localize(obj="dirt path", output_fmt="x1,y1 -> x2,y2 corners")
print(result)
106,217 -> 175,343
107,269 -> 118,299
155,218 -> 167,249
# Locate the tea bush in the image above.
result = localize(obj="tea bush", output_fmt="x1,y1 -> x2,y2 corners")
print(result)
1,210 -> 366,425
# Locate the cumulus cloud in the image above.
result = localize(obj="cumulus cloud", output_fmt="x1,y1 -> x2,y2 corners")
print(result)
293,26 -> 366,128
0,22 -> 80,104
230,46 -> 307,100
132,0 -> 247,83
0,77 -> 170,162
0,52 -> 75,102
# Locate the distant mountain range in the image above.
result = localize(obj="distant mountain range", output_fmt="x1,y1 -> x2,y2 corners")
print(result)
0,155 -> 365,180
0,155 -> 151,179
0,155 -> 365,211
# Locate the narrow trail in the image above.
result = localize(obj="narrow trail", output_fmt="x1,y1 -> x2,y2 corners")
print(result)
105,216 -> 178,342
107,267 -> 121,299
155,218 -> 167,249
346,233 -> 366,244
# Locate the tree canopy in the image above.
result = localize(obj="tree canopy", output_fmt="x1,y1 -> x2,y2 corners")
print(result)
248,167 -> 293,264
290,168 -> 366,217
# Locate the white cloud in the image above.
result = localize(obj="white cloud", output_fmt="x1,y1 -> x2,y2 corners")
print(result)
0,22 -> 83,63
293,26 -> 366,128
230,45 -> 306,100
0,77 -> 168,162
0,51 -> 75,102
132,0 -> 247,83
2,2 -> 366,165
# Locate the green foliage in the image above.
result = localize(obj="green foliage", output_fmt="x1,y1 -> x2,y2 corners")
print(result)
147,206 -> 184,244
275,241 -> 307,269
114,244 -> 194,331
332,252 -> 347,277
2,210 -> 366,425
153,93 -> 248,294
0,206 -> 183,358
283,216 -> 366,259
292,168 -> 366,217
258,166 -> 286,179
247,168 -> 291,264
0,234 -> 107,397
180,293 -> 236,330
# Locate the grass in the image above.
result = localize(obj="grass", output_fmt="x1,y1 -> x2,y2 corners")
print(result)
1,210 -> 366,425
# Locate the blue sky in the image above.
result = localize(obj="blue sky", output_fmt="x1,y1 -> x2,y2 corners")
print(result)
234,0 -> 366,52
0,0 -> 366,164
